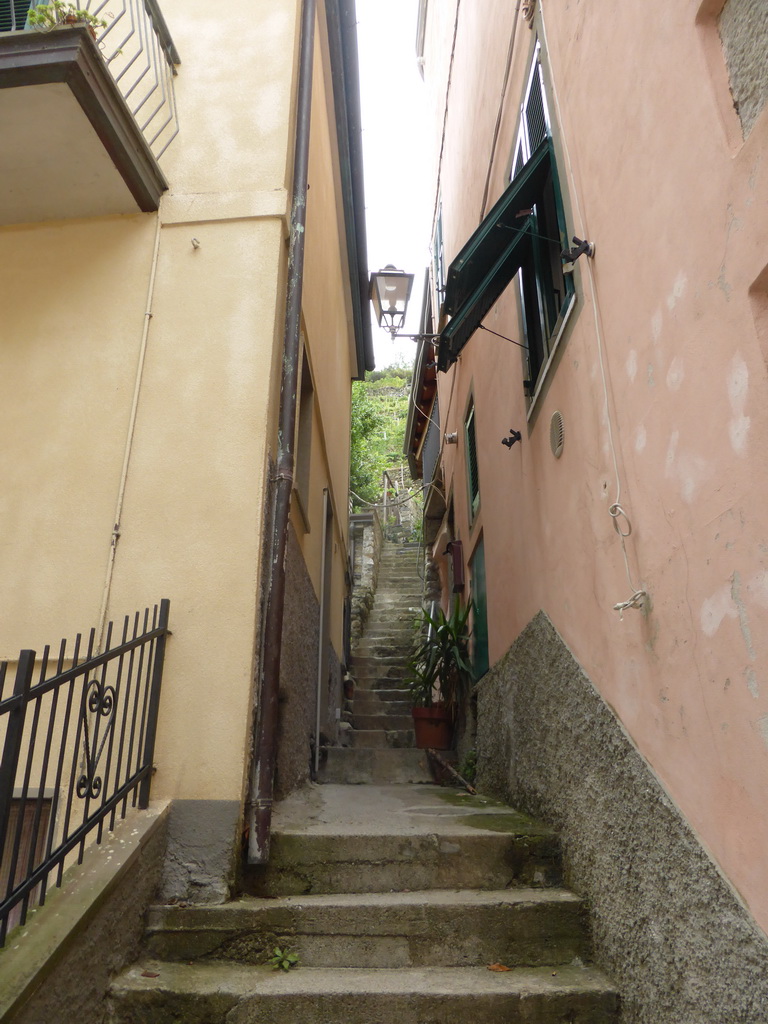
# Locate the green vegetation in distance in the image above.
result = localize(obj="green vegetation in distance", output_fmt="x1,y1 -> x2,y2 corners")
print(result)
350,361 -> 412,509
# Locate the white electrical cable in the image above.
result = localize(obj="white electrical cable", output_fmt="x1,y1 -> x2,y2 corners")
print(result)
538,5 -> 647,618
479,1 -> 522,221
96,215 -> 163,649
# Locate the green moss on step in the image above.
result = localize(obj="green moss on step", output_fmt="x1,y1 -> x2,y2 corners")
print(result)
460,812 -> 550,833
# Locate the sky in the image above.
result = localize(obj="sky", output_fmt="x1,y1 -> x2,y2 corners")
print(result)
355,0 -> 431,370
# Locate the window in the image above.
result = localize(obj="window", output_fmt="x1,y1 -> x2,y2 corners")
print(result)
431,203 -> 446,324
0,795 -> 51,932
438,39 -> 575,393
465,400 -> 480,520
513,44 -> 573,395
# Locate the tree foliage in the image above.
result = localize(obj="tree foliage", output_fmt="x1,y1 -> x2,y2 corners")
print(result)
350,363 -> 413,509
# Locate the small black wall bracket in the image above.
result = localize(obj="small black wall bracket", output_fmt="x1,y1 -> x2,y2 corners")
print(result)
561,236 -> 595,270
501,429 -> 522,449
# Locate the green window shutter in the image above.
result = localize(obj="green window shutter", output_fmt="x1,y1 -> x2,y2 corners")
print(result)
465,404 -> 480,518
525,60 -> 548,152
0,0 -> 33,31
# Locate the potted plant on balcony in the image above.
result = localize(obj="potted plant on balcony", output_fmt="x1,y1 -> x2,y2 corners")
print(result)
408,597 -> 473,750
26,1 -> 107,38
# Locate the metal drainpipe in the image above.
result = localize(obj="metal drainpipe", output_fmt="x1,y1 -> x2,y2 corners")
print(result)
248,0 -> 317,864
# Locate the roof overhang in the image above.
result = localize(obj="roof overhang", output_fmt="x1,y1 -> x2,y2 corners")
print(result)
325,0 -> 375,379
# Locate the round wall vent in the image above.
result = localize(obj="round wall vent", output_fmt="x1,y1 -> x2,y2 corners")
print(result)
550,410 -> 565,458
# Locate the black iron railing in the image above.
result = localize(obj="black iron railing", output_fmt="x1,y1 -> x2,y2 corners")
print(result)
0,599 -> 170,945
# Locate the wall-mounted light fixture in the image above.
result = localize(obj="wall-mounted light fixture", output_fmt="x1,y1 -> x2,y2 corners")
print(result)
370,265 -> 526,351
369,266 -> 415,339
369,266 -> 440,344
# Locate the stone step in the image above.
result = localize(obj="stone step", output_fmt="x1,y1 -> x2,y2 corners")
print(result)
351,713 -> 413,731
353,686 -> 411,700
349,676 -> 409,690
370,580 -> 421,590
352,698 -> 411,715
351,728 -> 414,749
365,603 -> 419,615
349,661 -> 409,679
109,962 -> 618,1023
352,644 -> 413,659
361,628 -> 415,639
318,748 -> 433,785
362,619 -> 416,633
352,646 -> 413,659
349,655 -> 409,669
367,586 -> 416,593
247,825 -> 562,898
143,888 -> 590,968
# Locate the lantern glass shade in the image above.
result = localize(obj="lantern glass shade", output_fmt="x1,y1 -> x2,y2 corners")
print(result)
370,265 -> 414,335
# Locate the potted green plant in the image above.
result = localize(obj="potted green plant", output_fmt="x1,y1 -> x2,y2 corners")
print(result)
26,1 -> 107,38
408,597 -> 473,750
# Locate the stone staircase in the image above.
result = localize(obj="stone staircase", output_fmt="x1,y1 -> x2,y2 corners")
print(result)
107,786 -> 619,1023
322,539 -> 433,784
106,539 -> 619,1022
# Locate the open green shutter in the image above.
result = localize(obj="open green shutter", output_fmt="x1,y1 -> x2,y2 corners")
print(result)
438,138 -> 551,372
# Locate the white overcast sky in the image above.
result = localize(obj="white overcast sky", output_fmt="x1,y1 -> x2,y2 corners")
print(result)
356,0 -> 431,369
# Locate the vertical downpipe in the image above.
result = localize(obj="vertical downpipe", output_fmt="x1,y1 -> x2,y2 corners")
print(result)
314,489 -> 330,776
248,0 -> 317,864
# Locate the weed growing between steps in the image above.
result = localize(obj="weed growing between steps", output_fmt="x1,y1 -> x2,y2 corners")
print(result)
268,946 -> 299,971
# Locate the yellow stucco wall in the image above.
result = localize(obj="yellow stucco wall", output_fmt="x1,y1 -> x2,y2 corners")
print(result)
0,0 -> 359,811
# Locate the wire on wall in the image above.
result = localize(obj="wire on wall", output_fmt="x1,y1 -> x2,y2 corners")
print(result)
479,1 -> 523,221
537,5 -> 648,618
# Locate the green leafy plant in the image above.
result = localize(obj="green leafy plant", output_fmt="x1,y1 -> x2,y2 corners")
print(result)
408,597 -> 474,713
457,748 -> 477,784
27,2 -> 107,32
268,946 -> 299,972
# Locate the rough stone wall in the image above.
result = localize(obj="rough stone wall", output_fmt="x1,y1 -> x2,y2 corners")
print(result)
349,511 -> 383,648
9,816 -> 167,1024
476,611 -> 768,1024
720,0 -> 768,135
275,523 -> 321,797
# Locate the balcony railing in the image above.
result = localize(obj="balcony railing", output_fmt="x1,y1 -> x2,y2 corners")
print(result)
0,599 -> 170,945
1,0 -> 180,159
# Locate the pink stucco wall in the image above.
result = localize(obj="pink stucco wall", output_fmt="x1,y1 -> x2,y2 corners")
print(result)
424,0 -> 768,932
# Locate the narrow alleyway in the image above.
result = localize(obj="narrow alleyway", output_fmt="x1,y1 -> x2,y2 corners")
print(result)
323,538 -> 432,783
107,541 -> 619,1022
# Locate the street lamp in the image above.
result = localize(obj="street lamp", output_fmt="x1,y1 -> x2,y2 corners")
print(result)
369,265 -> 414,339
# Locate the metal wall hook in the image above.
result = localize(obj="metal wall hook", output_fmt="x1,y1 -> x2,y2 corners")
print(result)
561,236 -> 594,267
501,429 -> 522,448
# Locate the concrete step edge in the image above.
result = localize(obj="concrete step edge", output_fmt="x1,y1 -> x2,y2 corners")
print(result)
110,961 -> 618,1001
147,887 -> 583,923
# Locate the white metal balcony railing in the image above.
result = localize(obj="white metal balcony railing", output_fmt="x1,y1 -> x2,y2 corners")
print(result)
1,0 -> 180,160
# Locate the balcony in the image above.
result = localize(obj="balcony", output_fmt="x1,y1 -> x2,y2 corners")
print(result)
0,0 -> 180,225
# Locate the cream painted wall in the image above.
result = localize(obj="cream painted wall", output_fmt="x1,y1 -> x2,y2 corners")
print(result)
425,0 -> 768,932
295,13 -> 358,655
0,0 -> 359,812
105,216 -> 286,802
0,215 -> 158,653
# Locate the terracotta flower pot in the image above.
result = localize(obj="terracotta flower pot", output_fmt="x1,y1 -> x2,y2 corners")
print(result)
412,704 -> 453,750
